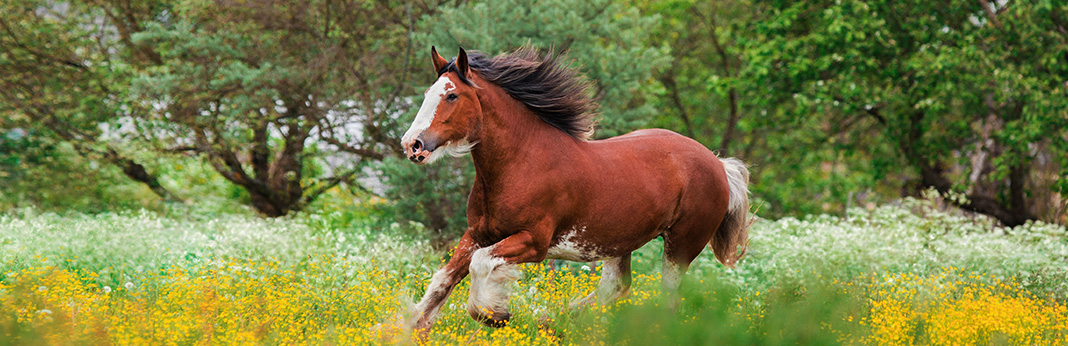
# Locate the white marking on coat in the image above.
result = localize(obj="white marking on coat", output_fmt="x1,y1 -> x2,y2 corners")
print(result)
597,257 -> 628,303
408,268 -> 453,326
467,245 -> 521,317
661,261 -> 684,292
546,226 -> 605,261
424,137 -> 478,164
402,76 -> 456,145
571,256 -> 630,308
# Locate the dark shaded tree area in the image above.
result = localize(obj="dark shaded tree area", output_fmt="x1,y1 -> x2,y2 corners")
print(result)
1,0 -> 1064,228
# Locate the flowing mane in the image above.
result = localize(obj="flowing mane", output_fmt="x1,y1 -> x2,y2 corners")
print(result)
437,46 -> 597,140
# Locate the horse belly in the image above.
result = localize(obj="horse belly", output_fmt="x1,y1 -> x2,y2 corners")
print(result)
546,217 -> 664,262
545,226 -> 611,262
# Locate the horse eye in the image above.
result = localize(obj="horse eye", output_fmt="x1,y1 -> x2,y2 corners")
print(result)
446,93 -> 458,101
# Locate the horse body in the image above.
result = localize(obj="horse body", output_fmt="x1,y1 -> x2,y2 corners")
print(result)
400,46 -> 751,334
541,130 -> 731,262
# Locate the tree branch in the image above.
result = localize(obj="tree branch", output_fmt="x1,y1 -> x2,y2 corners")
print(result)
978,0 -> 1002,28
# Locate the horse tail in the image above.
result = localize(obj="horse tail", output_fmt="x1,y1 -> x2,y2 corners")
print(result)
711,157 -> 752,268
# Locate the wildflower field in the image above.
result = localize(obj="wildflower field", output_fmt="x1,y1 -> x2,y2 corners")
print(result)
1,199 -> 1066,345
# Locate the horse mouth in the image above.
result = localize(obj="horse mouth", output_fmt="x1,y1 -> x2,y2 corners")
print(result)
408,150 -> 432,164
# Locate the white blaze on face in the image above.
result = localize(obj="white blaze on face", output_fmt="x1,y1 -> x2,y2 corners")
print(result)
402,75 -> 456,145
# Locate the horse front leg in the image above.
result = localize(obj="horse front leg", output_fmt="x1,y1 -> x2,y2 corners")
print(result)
467,230 -> 548,327
408,232 -> 477,334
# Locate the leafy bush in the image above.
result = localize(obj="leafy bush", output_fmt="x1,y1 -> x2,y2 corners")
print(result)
373,156 -> 475,242
0,134 -> 159,213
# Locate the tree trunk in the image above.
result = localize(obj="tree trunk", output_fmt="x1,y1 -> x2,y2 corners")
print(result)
719,86 -> 740,153
249,192 -> 288,217
900,110 -> 1036,227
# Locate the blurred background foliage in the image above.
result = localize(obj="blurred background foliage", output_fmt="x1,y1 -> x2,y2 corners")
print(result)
1,0 -> 1065,235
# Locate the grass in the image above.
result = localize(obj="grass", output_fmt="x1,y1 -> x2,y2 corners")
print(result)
1,199 -> 1066,345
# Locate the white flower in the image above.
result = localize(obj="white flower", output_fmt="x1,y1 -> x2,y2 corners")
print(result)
102,286 -> 112,294
124,282 -> 134,290
37,286 -> 47,292
35,309 -> 52,315
581,265 -> 591,271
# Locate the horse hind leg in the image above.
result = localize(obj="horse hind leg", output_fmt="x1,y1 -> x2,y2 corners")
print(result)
660,248 -> 696,310
569,253 -> 633,309
660,214 -> 720,308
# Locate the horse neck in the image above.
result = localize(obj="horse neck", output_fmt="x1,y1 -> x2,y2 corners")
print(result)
470,82 -> 577,183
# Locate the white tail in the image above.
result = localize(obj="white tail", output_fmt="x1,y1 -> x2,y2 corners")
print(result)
722,158 -> 750,214
712,157 -> 751,267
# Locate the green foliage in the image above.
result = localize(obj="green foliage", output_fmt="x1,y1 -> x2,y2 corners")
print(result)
0,1 -> 179,210
737,0 -> 1068,224
374,156 -> 474,240
124,0 -> 430,216
626,0 -> 905,218
2,0 -> 1065,228
633,0 -> 750,146
588,276 -> 858,345
0,131 -> 159,213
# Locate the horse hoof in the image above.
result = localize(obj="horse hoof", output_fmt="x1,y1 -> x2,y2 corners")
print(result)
473,311 -> 511,328
483,312 -> 510,328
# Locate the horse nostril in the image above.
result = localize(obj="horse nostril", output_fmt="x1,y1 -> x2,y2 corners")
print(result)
417,155 -> 425,162
412,139 -> 422,151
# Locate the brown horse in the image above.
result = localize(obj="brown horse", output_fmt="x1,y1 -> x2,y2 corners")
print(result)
400,46 -> 751,333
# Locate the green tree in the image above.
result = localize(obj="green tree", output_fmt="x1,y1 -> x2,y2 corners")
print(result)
0,0 -> 181,205
740,0 -> 1068,225
128,0 -> 443,216
630,0 -> 892,218
633,0 -> 751,153
1,0 -> 446,216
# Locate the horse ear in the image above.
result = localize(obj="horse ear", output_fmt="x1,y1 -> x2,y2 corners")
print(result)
431,46 -> 448,74
457,47 -> 470,79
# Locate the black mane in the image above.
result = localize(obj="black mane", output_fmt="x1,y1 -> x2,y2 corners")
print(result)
438,46 -> 597,140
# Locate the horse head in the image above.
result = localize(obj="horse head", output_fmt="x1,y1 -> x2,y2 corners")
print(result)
401,47 -> 482,165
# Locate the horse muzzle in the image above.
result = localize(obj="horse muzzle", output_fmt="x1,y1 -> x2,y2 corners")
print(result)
403,134 -> 440,165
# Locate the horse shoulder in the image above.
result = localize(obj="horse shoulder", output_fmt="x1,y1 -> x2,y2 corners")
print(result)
475,171 -> 571,244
